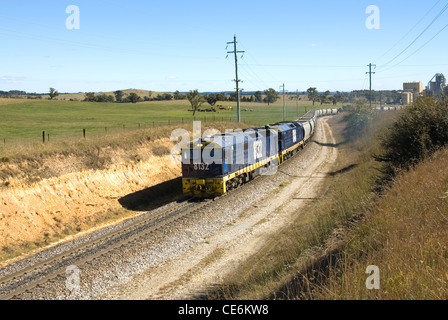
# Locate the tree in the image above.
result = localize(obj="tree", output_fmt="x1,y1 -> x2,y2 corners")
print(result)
84,92 -> 96,102
320,90 -> 330,105
186,90 -> 205,116
206,93 -> 219,107
264,88 -> 279,106
254,91 -> 263,103
115,90 -> 125,103
229,92 -> 238,102
377,97 -> 448,174
153,93 -> 173,101
162,93 -> 173,100
333,91 -> 344,105
96,93 -> 114,102
216,93 -> 227,102
49,87 -> 59,100
126,92 -> 142,103
307,87 -> 319,105
174,90 -> 185,100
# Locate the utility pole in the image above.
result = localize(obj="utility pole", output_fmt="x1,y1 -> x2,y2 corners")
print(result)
366,63 -> 376,109
227,35 -> 245,122
280,83 -> 286,121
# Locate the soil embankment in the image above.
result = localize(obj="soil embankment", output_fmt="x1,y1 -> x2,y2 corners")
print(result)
0,137 -> 180,262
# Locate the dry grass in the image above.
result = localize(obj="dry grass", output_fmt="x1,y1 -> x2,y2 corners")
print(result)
0,98 -> 29,106
315,147 -> 448,299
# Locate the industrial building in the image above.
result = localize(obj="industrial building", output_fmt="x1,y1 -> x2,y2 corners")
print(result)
403,82 -> 423,94
401,82 -> 423,105
401,91 -> 414,105
401,74 -> 446,105
426,73 -> 446,96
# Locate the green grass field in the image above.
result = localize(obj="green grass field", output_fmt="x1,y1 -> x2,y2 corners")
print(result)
0,97 -> 341,147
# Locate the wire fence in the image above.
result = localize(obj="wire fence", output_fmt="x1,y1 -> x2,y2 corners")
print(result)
0,106 -> 320,152
0,115 -> 241,151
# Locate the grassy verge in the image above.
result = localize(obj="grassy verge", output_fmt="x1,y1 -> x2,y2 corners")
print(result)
205,109 -> 399,300
314,146 -> 448,299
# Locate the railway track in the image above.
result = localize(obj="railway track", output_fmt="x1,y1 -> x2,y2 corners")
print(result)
0,197 -> 207,299
0,169 -> 264,300
0,116 -> 334,300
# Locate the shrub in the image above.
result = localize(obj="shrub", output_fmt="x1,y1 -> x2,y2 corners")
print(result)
342,102 -> 374,141
377,97 -> 448,173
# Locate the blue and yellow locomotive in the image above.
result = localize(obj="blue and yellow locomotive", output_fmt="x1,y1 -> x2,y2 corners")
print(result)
181,109 -> 329,198
181,127 -> 278,197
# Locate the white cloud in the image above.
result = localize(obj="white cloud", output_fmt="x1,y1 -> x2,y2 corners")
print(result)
0,75 -> 26,83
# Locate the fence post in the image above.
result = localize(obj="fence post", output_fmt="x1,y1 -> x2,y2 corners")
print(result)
42,131 -> 45,143
83,129 -> 86,139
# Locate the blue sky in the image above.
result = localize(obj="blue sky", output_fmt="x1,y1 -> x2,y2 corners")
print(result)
0,0 -> 447,93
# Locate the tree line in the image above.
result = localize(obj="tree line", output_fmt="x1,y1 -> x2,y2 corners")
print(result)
7,86 -> 447,109
303,88 -> 436,106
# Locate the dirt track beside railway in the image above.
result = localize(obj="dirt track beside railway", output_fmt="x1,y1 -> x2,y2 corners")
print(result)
103,116 -> 338,300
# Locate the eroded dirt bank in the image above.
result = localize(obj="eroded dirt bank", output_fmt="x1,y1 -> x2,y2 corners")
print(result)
0,138 -> 180,259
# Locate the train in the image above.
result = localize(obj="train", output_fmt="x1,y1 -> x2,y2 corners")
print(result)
181,108 -> 339,198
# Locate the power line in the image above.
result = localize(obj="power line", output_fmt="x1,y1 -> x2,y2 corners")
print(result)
241,63 -> 364,68
0,26 -> 221,60
239,61 -> 270,90
376,0 -> 442,62
382,2 -> 448,67
379,22 -> 448,73
237,42 -> 281,84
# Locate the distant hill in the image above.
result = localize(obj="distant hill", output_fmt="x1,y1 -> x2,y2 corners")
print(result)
50,89 -> 167,101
